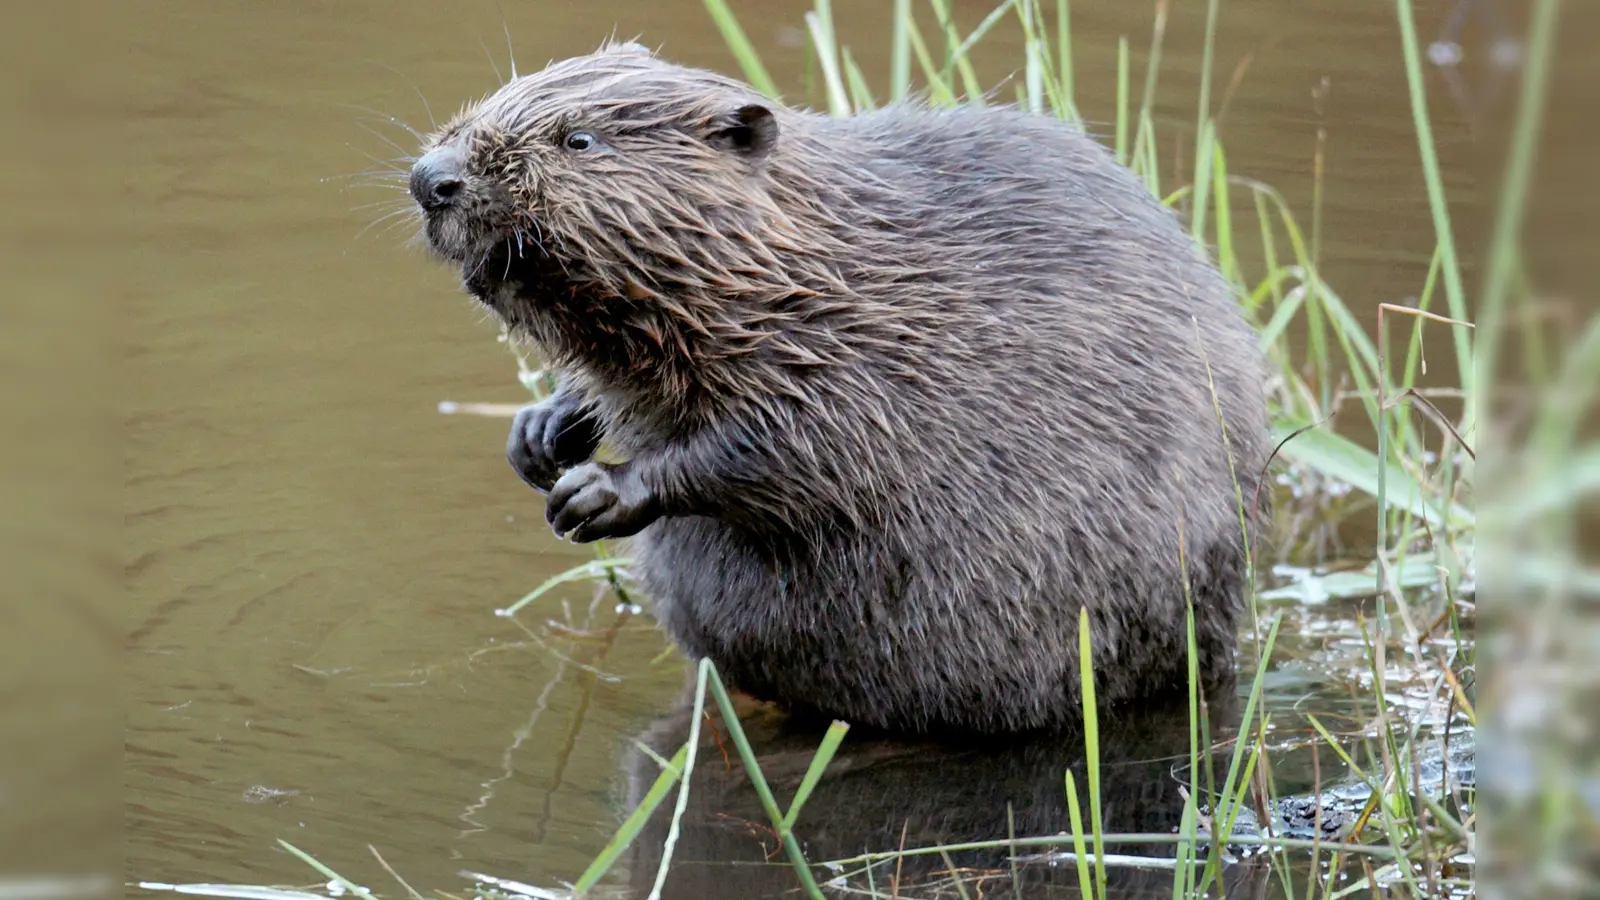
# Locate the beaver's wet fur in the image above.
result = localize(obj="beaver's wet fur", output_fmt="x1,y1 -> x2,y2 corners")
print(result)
407,41 -> 1271,735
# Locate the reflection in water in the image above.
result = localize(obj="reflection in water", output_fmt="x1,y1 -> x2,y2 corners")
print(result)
455,645 -> 569,840
619,685 -> 1267,899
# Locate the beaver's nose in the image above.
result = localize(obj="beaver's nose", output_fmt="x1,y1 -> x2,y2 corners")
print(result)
409,146 -> 466,211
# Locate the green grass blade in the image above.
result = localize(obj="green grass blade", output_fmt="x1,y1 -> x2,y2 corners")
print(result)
1248,270 -> 1305,341
938,847 -> 975,900
1190,119 -> 1216,243
1195,611 -> 1281,895
1056,0 -> 1076,113
1064,769 -> 1096,899
703,664 -> 828,899
1211,138 -> 1236,284
1017,0 -> 1045,114
890,0 -> 913,102
1189,0 -> 1222,245
905,15 -> 957,105
781,719 -> 851,830
497,557 -> 633,617
805,0 -> 851,117
1128,0 -> 1169,169
1077,607 -> 1107,898
1479,0 -> 1563,402
946,0 -> 1019,77
927,0 -> 986,101
702,0 -> 782,98
1394,0 -> 1473,415
1016,0 -> 1071,120
1401,245 -> 1445,390
276,842 -> 378,900
1134,110 -> 1161,195
1252,191 -> 1283,308
1194,0 -> 1221,167
1529,315 -> 1600,460
1172,795 -> 1197,899
1377,306 -> 1393,579
1114,36 -> 1129,164
841,47 -> 878,111
643,660 -> 714,899
1272,415 -> 1472,527
573,743 -> 690,892
1006,803 -> 1022,895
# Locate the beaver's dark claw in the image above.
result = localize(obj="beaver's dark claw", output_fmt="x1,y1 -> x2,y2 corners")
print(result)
507,393 -> 602,492
546,462 -> 660,542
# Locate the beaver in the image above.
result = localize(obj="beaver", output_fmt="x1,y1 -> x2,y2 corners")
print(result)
405,40 -> 1271,735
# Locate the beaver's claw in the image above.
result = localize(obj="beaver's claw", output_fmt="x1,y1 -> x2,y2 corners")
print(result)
546,462 -> 661,542
507,393 -> 601,491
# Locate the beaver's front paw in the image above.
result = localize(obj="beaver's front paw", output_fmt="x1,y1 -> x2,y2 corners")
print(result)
546,462 -> 661,542
507,393 -> 602,491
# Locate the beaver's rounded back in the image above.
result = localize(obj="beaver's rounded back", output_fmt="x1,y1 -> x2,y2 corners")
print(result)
410,42 -> 1272,734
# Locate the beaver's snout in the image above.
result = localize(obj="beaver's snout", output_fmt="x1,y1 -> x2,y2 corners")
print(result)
409,145 -> 467,212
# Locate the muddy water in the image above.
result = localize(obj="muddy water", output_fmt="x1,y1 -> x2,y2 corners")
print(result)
122,0 -> 1483,895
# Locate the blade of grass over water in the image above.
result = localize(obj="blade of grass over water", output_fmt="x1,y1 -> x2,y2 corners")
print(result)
1077,608 -> 1108,899
842,46 -> 877,111
1114,35 -> 1130,164
1190,120 -> 1216,261
1014,0 -> 1070,122
1527,318 -> 1600,463
1195,611 -> 1282,897
1190,0 -> 1221,239
937,846 -> 975,900
1016,0 -> 1044,115
890,0 -> 913,102
947,0 -> 1019,78
1056,0 -> 1076,115
1129,0 -> 1169,175
643,661 -> 713,900
1171,795 -> 1198,899
781,720 -> 852,830
1394,0 -> 1473,417
702,663 -> 829,899
1211,140 -> 1236,284
137,885 -> 337,900
905,12 -> 958,105
1377,302 -> 1477,587
823,829 -> 1415,866
1271,416 -> 1472,527
701,0 -> 780,98
805,0 -> 850,117
927,0 -> 986,101
277,842 -> 378,900
572,743 -> 690,893
1063,769 -> 1096,900
495,557 -> 633,617
1475,0 -> 1561,399
1006,803 -> 1022,894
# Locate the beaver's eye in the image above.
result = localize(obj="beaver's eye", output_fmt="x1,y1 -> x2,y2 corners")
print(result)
564,131 -> 597,151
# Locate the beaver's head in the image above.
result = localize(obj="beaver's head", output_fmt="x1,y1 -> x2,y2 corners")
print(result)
408,41 -> 786,318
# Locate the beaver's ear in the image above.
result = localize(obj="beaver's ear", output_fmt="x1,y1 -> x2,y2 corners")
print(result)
708,104 -> 778,159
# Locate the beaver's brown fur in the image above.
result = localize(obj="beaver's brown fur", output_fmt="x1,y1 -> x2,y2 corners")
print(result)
407,41 -> 1271,735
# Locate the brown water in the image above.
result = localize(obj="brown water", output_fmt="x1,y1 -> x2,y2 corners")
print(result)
114,0 -> 1493,896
